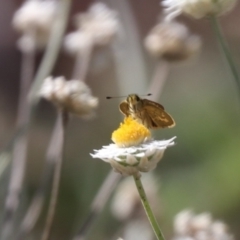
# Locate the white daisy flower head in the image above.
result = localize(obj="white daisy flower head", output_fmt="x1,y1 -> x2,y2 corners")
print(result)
144,21 -> 201,62
172,210 -> 235,240
40,76 -> 98,118
91,136 -> 176,177
162,0 -> 237,21
13,0 -> 57,50
74,2 -> 120,47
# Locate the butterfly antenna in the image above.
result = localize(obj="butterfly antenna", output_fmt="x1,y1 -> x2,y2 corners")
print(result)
106,93 -> 152,99
106,95 -> 127,99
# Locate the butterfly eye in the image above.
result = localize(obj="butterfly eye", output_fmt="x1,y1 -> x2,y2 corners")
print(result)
135,95 -> 140,101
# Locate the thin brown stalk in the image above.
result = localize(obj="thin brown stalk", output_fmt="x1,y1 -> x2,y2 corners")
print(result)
147,61 -> 170,101
0,39 -> 35,240
41,110 -> 69,240
73,170 -> 121,240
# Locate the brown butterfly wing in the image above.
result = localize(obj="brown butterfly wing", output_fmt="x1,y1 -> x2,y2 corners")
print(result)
143,99 -> 165,110
119,101 -> 130,117
142,99 -> 175,129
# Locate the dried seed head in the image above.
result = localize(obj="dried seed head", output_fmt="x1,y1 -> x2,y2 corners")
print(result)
144,21 -> 201,62
12,0 -> 57,51
162,0 -> 237,21
172,210 -> 235,240
75,2 -> 119,46
40,76 -> 98,119
64,2 -> 120,54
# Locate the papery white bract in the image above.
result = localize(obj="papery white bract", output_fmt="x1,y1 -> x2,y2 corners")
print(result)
91,137 -> 176,176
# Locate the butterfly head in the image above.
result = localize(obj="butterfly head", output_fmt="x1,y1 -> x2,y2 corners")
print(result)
126,94 -> 141,105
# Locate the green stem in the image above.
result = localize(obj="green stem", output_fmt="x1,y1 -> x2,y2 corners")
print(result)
209,16 -> 240,95
133,174 -> 165,240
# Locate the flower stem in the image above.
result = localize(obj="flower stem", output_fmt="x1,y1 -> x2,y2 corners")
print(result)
0,41 -> 35,240
209,16 -> 240,96
15,115 -> 66,240
41,110 -> 69,240
148,61 -> 170,101
133,174 -> 165,240
72,43 -> 93,81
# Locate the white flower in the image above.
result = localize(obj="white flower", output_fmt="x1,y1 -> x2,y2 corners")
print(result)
123,219 -> 155,240
191,213 -> 212,232
144,21 -> 201,62
12,0 -> 57,50
76,2 -> 119,46
64,31 -> 93,55
40,76 -> 98,118
162,0 -> 237,20
13,0 -> 57,32
174,210 -> 194,235
64,2 -> 119,54
91,137 -> 176,176
172,210 -> 234,240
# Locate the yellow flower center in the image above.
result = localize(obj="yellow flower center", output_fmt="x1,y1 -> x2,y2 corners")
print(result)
111,116 -> 151,147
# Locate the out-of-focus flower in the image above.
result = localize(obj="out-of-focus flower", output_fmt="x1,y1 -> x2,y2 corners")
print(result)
111,174 -> 160,220
123,219 -> 154,240
64,2 -> 119,54
172,210 -> 234,240
64,31 -> 93,55
40,76 -> 98,118
144,21 -> 201,62
91,128 -> 176,176
12,0 -> 57,51
76,2 -> 119,46
162,0 -> 237,21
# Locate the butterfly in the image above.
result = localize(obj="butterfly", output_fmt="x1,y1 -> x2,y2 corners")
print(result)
119,94 -> 175,129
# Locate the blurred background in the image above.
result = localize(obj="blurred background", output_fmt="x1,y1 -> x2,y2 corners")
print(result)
0,0 -> 240,239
